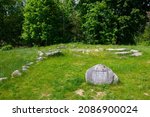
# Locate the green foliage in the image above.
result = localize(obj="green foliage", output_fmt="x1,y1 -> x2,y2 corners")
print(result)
137,23 -> 150,45
0,0 -> 150,46
1,45 -> 13,51
79,0 -> 147,44
62,0 -> 83,42
22,0 -> 71,46
82,1 -> 117,44
142,24 -> 150,42
0,0 -> 24,46
106,0 -> 147,44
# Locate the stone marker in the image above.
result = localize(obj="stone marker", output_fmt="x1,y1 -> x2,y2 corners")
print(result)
0,77 -> 7,81
11,70 -> 22,78
85,64 -> 119,85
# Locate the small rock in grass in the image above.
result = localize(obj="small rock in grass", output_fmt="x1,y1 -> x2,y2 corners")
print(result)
107,48 -> 127,51
45,52 -> 53,56
131,52 -> 142,57
22,65 -> 29,72
0,77 -> 7,81
11,70 -> 22,78
37,57 -> 44,61
115,51 -> 131,55
38,51 -> 44,57
26,62 -> 34,66
45,50 -> 62,57
130,49 -> 139,53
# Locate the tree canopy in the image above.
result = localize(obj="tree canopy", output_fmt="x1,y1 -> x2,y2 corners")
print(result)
0,0 -> 150,46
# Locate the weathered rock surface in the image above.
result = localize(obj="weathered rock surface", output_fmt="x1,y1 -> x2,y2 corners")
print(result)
0,77 -> 7,81
11,70 -> 22,78
131,52 -> 142,57
107,48 -> 127,51
85,64 -> 119,85
70,48 -> 103,53
38,51 -> 44,57
26,62 -> 34,66
45,50 -> 62,57
37,57 -> 44,61
115,51 -> 131,55
130,49 -> 139,53
22,65 -> 29,71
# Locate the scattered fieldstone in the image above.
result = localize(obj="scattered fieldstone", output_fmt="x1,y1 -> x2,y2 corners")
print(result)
11,70 -> 22,78
75,89 -> 84,96
130,49 -> 139,53
106,48 -> 142,57
71,49 -> 102,53
107,48 -> 127,51
0,77 -> 7,81
38,51 -> 44,57
131,52 -> 142,57
37,57 -> 44,61
115,51 -> 131,55
45,50 -> 62,57
26,62 -> 34,66
85,64 -> 119,85
22,65 -> 29,71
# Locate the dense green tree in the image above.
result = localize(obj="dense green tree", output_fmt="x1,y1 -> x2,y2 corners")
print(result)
77,0 -> 148,44
61,0 -> 82,42
82,1 -> 117,44
22,0 -> 73,46
106,0 -> 148,44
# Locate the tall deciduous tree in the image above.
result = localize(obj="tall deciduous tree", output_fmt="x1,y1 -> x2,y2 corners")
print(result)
78,0 -> 148,44
22,0 -> 72,46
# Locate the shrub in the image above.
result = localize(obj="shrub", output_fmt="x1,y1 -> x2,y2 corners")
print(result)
137,23 -> 150,45
1,45 -> 13,51
82,1 -> 117,44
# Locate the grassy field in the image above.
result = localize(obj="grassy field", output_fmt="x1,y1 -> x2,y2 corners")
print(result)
0,43 -> 150,100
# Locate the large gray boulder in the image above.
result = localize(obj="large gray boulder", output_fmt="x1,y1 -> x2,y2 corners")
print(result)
85,64 -> 119,85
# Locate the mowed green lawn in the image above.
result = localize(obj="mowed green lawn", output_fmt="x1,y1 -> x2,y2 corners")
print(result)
0,43 -> 150,100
